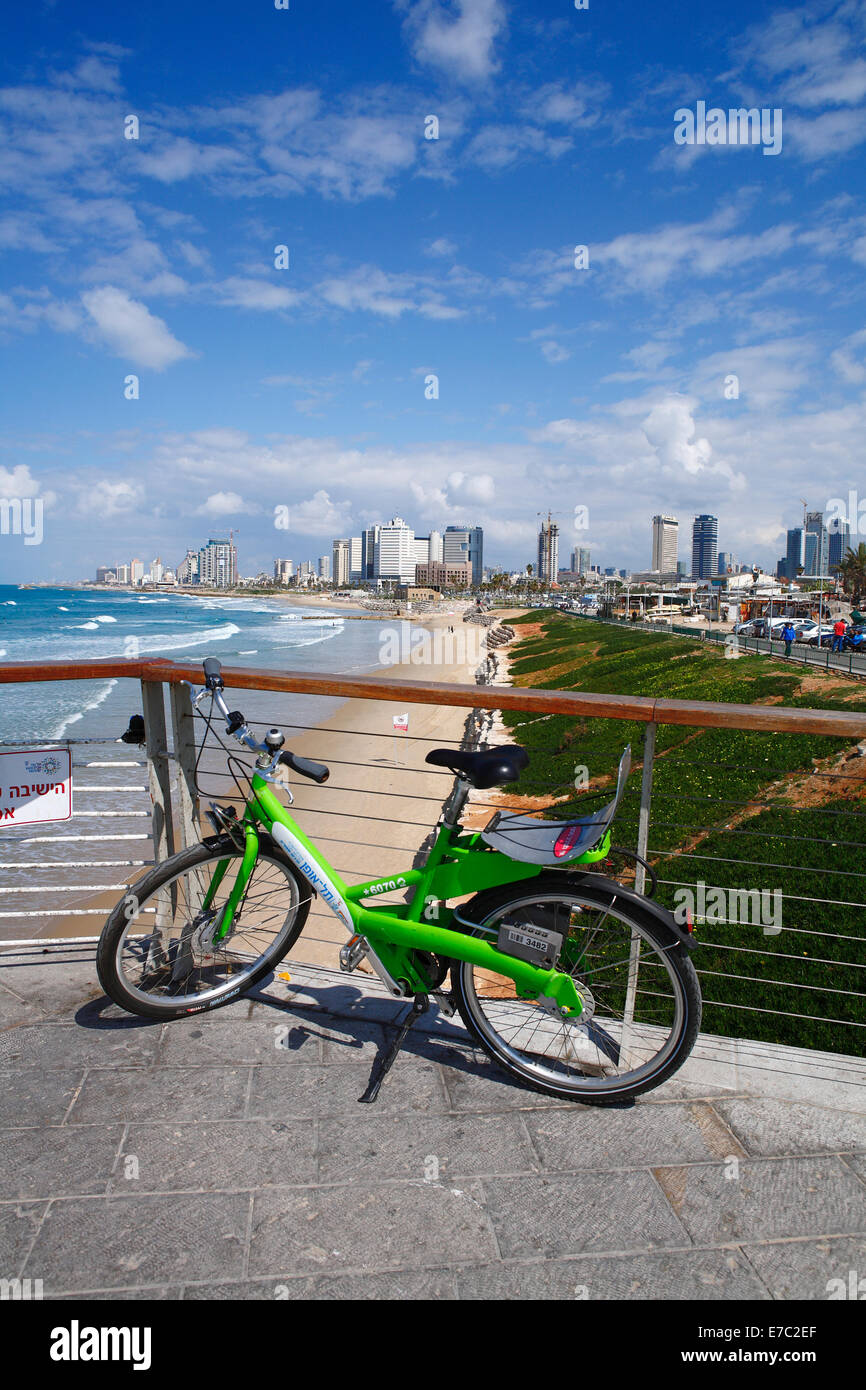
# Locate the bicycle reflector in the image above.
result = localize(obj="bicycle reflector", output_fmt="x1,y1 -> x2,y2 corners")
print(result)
554,823 -> 585,858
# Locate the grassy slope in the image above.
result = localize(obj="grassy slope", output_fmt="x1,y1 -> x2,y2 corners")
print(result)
499,612 -> 866,1054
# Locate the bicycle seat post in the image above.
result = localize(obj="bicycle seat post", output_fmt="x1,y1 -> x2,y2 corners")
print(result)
442,776 -> 472,827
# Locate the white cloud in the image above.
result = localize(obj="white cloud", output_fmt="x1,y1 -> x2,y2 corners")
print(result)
196,491 -> 259,518
81,286 -> 191,369
397,0 -> 507,82
287,490 -> 354,536
217,278 -> 299,311
78,479 -> 144,518
831,329 -> 866,384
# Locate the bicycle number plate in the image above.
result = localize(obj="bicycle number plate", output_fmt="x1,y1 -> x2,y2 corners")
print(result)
497,922 -> 563,970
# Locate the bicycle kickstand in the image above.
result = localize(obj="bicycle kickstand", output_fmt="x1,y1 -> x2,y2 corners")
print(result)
358,994 -> 429,1104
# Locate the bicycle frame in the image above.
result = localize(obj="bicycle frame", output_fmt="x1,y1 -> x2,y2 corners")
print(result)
204,772 -> 614,1018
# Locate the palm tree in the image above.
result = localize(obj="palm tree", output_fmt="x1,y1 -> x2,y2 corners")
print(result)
836,544 -> 866,606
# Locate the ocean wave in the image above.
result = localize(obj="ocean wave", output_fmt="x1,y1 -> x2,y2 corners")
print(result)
74,621 -> 100,630
96,615 -> 118,623
51,679 -> 118,741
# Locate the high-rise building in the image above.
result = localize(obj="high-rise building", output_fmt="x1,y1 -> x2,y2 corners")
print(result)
805,511 -> 829,575
198,538 -> 237,588
828,516 -> 851,571
786,528 -> 805,580
717,551 -> 737,575
651,515 -> 678,573
151,557 -> 164,584
444,525 -> 483,587
691,515 -> 718,579
361,525 -> 380,582
130,559 -> 144,586
332,540 -> 350,586
571,547 -> 591,575
348,536 -> 363,583
114,563 -> 130,584
537,518 -> 559,583
96,567 -> 116,583
428,530 -> 443,563
375,517 -> 416,586
412,536 -> 430,567
318,554 -> 331,581
273,558 -> 294,585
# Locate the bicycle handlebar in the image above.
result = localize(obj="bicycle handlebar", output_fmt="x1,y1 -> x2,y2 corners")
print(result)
195,659 -> 330,781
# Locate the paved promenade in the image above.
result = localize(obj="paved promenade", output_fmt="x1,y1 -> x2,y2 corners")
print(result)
1,941 -> 864,1300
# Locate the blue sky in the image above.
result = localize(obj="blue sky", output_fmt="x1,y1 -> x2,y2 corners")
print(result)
1,0 -> 865,581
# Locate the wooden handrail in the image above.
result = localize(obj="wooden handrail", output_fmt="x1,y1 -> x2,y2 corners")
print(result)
0,656 -> 865,737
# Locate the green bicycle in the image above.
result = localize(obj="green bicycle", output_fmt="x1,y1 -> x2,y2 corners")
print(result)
97,658 -> 701,1105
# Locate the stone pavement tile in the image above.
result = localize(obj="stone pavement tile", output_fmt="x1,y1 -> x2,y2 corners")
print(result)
0,1068 -> 83,1127
21,1193 -> 249,1293
456,1247 -> 771,1300
0,1021 -> 159,1071
0,980 -> 60,1030
120,1119 -> 317,1191
68,1066 -> 249,1124
653,1157 -> 866,1245
247,1058 -> 448,1118
0,964 -> 103,1023
0,1125 -> 123,1200
318,1018 -> 391,1064
0,1201 -> 48,1274
183,1269 -> 459,1299
525,1101 -> 745,1171
156,1017 -> 322,1067
247,978 -> 401,1026
248,1180 -> 496,1276
438,1058 -> 573,1113
714,1099 -> 866,1158
317,1111 -> 536,1183
742,1236 -> 866,1300
483,1171 -> 686,1259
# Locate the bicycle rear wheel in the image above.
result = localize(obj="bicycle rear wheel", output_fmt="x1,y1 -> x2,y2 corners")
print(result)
450,874 -> 701,1105
97,832 -> 310,1019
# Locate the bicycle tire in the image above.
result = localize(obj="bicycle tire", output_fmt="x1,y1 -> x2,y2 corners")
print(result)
450,873 -> 701,1105
96,832 -> 311,1020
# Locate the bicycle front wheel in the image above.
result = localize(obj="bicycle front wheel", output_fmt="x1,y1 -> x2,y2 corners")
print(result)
451,874 -> 701,1105
97,832 -> 310,1019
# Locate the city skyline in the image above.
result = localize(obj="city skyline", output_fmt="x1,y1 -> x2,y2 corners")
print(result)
2,2 -> 866,584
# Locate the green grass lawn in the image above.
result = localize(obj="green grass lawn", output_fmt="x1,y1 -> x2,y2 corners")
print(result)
498,611 -> 866,1055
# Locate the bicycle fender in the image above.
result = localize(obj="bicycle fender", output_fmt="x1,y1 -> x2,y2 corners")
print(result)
565,872 -> 698,951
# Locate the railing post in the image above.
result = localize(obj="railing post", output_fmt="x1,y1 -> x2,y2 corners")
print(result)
625,720 -> 656,1026
141,679 -> 175,866
169,681 -> 200,850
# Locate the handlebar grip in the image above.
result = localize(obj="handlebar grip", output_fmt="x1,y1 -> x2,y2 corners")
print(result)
202,658 -> 223,689
279,751 -> 330,784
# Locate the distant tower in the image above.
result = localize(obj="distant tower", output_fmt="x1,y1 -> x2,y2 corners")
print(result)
651,515 -> 678,573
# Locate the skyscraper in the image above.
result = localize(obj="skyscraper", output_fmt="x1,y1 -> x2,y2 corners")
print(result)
198,538 -> 237,588
651,515 -> 678,573
571,547 -> 591,575
318,554 -> 331,581
443,525 -> 483,586
828,516 -> 851,571
805,511 -> 829,575
375,517 -> 416,586
691,515 -> 718,580
785,528 -> 804,580
537,518 -> 559,582
332,539 -> 350,586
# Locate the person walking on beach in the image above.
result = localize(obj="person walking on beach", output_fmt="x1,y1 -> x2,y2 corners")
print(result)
782,621 -> 796,657
833,617 -> 847,653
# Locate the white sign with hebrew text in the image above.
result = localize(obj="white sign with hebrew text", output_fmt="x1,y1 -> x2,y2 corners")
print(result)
0,748 -> 72,826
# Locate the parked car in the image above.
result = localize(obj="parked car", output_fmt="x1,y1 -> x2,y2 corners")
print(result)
804,626 -> 835,647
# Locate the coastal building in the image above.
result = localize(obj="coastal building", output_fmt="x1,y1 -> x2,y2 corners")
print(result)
375,517 -> 416,587
318,554 -> 331,581
444,525 -> 483,587
273,558 -> 294,585
96,567 -> 116,583
537,518 -> 559,583
130,559 -> 144,586
428,529 -> 443,563
198,538 -> 237,588
651,515 -> 678,573
691,515 -> 718,579
332,540 -> 350,587
415,560 -> 470,588
349,536 -> 364,583
115,563 -> 130,584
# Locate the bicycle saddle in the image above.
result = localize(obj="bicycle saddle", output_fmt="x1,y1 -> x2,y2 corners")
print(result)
425,744 -> 529,789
